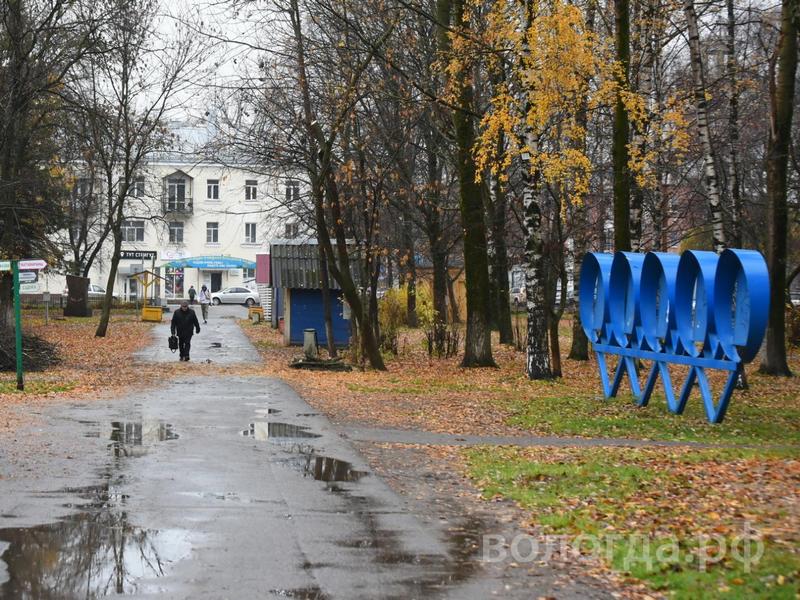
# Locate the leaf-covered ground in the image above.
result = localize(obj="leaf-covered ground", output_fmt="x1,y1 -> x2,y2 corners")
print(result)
239,318 -> 800,597
239,319 -> 800,447
467,446 -> 800,599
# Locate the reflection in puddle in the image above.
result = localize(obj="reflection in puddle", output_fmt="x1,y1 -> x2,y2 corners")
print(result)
253,408 -> 282,417
0,485 -> 192,598
303,455 -> 368,483
108,421 -> 179,457
241,422 -> 321,440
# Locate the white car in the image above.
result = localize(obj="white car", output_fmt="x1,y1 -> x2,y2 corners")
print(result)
62,283 -> 118,300
211,286 -> 260,306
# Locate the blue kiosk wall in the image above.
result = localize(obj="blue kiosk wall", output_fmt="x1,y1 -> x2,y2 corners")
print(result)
287,288 -> 350,346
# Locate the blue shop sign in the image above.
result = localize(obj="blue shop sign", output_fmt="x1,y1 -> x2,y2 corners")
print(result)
163,255 -> 257,269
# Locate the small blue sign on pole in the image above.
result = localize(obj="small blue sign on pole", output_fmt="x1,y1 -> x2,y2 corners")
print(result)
579,249 -> 770,424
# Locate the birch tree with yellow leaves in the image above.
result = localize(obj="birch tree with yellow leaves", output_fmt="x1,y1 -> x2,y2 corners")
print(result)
470,0 -> 609,379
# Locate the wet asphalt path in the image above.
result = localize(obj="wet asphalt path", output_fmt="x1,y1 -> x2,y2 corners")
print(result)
0,310 -> 613,599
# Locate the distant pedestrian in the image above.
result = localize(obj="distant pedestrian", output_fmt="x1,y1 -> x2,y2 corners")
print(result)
171,301 -> 200,361
188,285 -> 197,304
198,284 -> 211,323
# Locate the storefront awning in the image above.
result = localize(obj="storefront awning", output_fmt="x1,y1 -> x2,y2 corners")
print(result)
163,255 -> 256,269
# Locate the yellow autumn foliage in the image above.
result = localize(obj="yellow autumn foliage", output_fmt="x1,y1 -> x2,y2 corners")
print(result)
437,0 -> 691,210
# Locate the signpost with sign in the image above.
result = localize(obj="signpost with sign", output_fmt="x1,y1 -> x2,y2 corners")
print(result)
11,261 -> 23,390
1,258 -> 47,391
18,259 -> 47,270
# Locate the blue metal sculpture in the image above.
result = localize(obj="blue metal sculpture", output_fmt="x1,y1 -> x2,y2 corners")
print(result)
578,249 -> 770,423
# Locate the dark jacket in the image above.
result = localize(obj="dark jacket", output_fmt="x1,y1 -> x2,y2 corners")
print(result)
171,307 -> 200,338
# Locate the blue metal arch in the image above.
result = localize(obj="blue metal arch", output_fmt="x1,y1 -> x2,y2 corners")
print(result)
578,248 -> 770,424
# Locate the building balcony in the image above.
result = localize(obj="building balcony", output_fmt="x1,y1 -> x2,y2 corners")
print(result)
162,197 -> 193,215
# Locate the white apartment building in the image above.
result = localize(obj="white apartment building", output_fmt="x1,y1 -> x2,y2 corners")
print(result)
41,124 -> 306,303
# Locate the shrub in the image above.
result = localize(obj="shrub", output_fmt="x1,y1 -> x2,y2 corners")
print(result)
378,287 -> 407,354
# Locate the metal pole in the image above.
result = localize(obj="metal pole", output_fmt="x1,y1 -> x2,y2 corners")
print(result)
12,260 -> 23,391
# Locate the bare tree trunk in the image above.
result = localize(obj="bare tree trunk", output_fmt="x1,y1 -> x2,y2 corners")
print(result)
684,0 -> 726,253
318,246 -> 337,357
630,0 -> 657,253
613,0 -> 632,252
760,0 -> 798,376
432,243 -> 448,323
0,273 -> 12,332
402,216 -> 418,327
725,0 -> 742,246
445,0 -> 494,367
95,226 -> 122,337
289,0 -> 385,369
568,2 -> 593,361
488,148 -> 513,344
447,268 -> 462,324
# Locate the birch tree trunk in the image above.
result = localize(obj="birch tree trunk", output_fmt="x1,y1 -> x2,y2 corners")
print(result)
760,0 -> 798,376
684,0 -> 726,253
518,0 -> 552,378
523,144 -> 551,379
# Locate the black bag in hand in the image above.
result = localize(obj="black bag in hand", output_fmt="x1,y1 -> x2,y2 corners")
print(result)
168,335 -> 179,352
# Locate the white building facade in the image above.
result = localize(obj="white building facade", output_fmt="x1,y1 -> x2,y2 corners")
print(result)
43,126 -> 306,303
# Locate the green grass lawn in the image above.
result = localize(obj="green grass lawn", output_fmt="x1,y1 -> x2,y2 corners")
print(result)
466,446 -> 800,599
496,375 -> 800,448
0,380 -> 76,394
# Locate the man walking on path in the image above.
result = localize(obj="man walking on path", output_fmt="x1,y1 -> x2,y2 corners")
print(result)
188,285 -> 197,304
171,301 -> 201,361
198,284 -> 211,323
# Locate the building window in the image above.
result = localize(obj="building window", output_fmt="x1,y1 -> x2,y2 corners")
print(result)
244,267 -> 255,281
134,176 -> 145,198
167,177 -> 187,210
169,221 -> 184,244
206,221 -> 219,243
165,267 -> 184,298
74,177 -> 94,199
603,219 -> 614,253
207,179 -> 219,200
284,222 -> 299,239
122,220 -> 145,242
244,222 -> 257,244
285,178 -> 300,204
245,180 -> 258,201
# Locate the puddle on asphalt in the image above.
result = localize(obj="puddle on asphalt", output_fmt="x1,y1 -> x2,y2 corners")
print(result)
106,421 -> 179,458
0,484 -> 192,598
241,422 -> 321,440
270,588 -> 330,599
303,455 -> 368,483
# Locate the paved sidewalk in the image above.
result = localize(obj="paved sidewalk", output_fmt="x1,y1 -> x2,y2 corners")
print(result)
134,304 -> 258,365
0,317 -> 615,599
